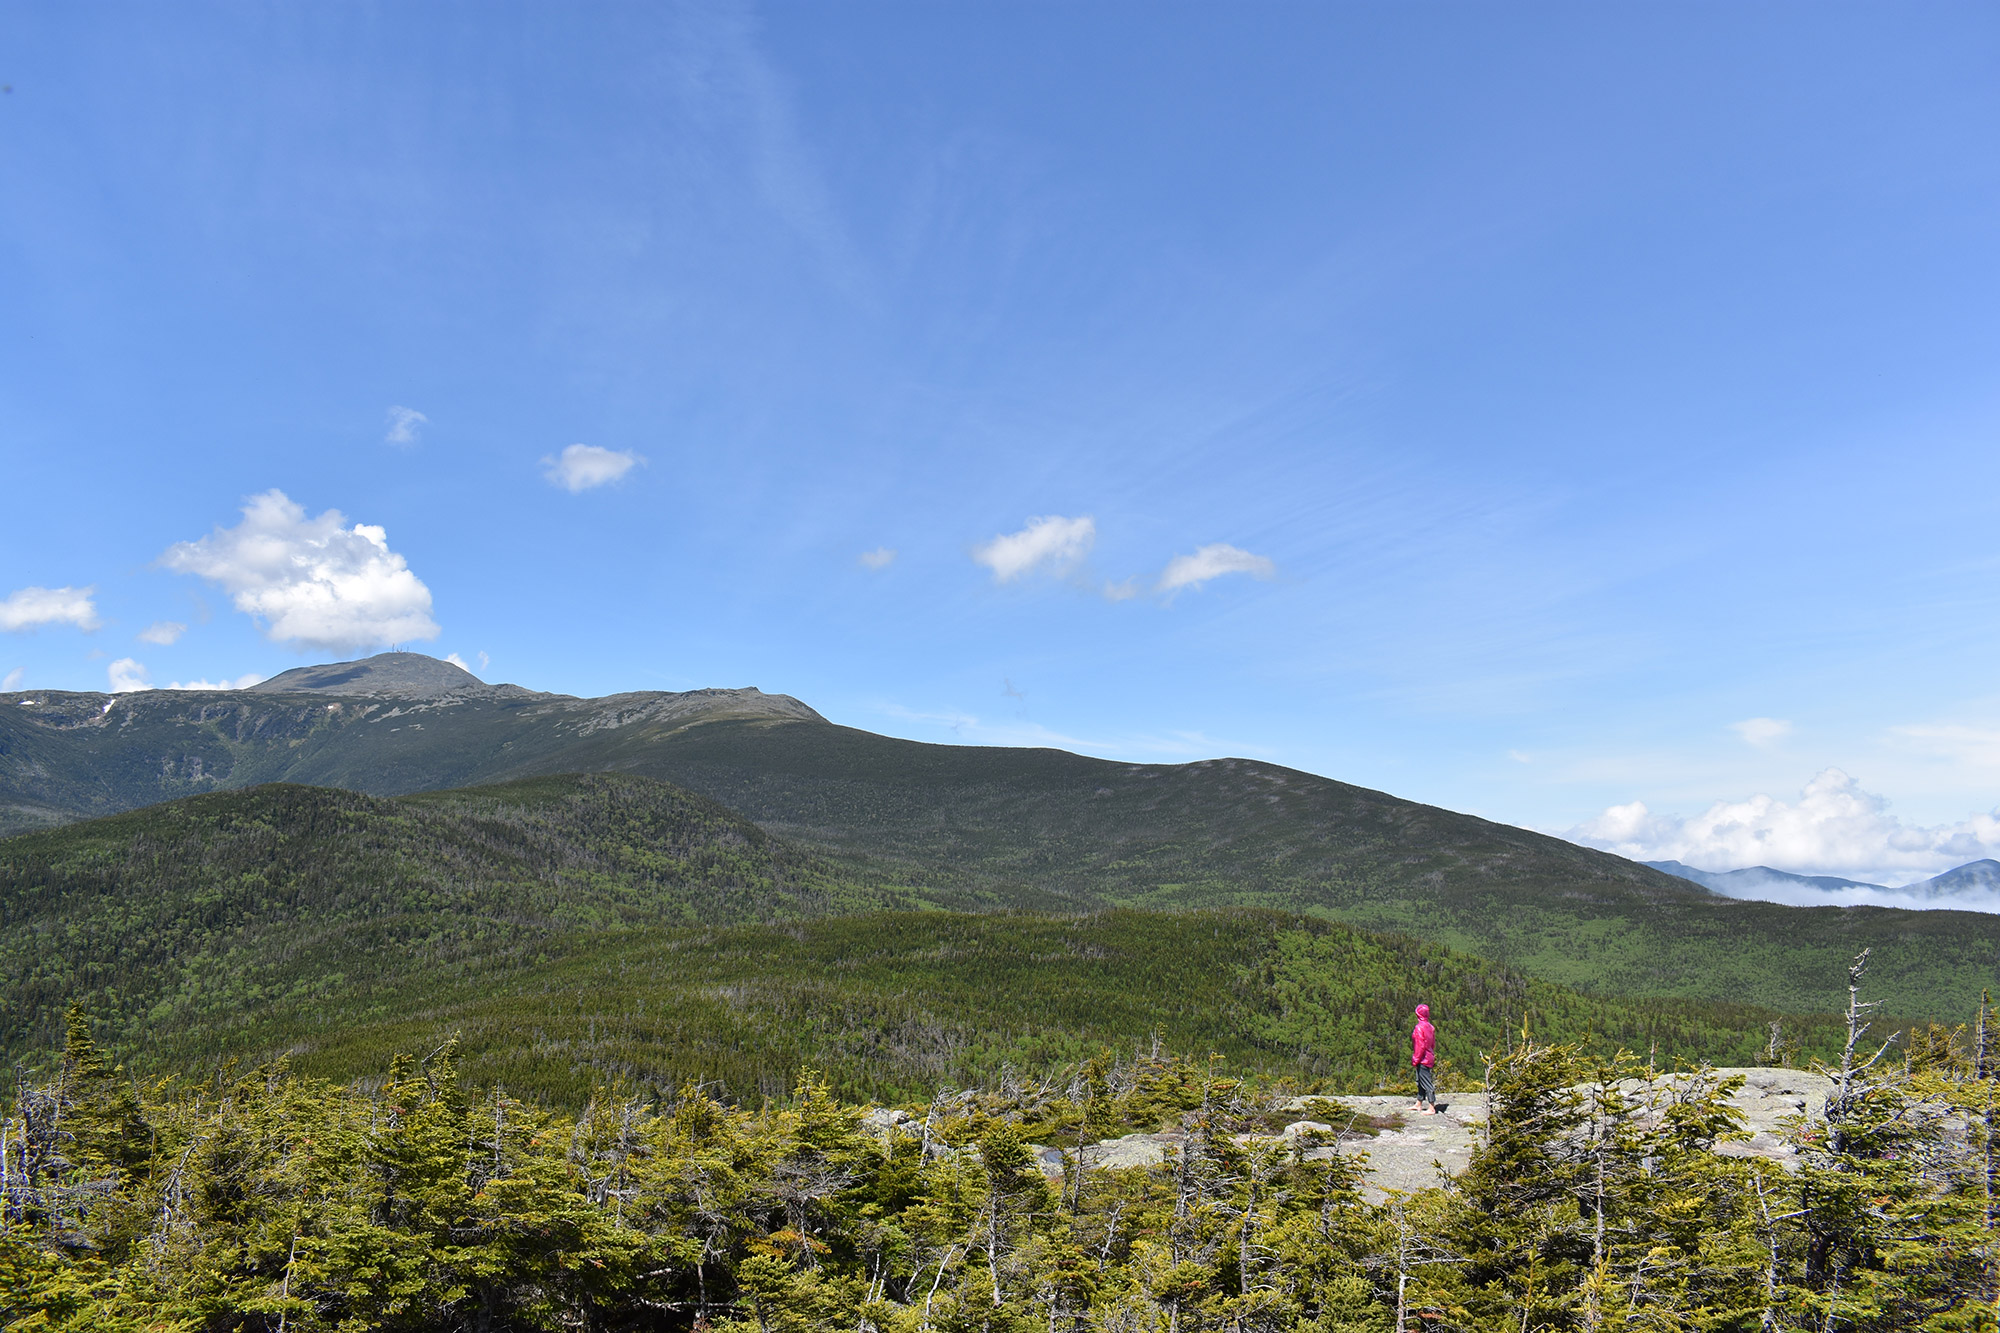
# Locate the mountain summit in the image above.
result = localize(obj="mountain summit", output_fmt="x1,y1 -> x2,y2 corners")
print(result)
248,651 -> 522,699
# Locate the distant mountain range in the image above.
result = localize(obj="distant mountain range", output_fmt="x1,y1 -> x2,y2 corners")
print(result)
1647,858 -> 2000,900
5,651 -> 1999,1024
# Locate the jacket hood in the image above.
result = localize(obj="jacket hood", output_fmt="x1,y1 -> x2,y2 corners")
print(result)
1415,1004 -> 1430,1020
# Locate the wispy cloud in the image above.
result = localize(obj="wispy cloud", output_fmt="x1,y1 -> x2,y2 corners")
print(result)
385,405 -> 428,446
872,701 -> 1270,761
1888,722 -> 2000,770
859,547 -> 896,570
1568,767 -> 2000,888
1730,717 -> 1791,748
167,673 -> 264,691
107,657 -> 151,693
1158,543 -> 1276,595
138,620 -> 186,646
543,444 -> 643,493
0,585 -> 100,632
1102,578 -> 1140,602
972,515 -> 1095,583
668,0 -> 867,298
2,667 -> 23,691
160,489 -> 439,652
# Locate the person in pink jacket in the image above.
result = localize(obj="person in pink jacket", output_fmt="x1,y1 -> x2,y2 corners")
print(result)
1410,1003 -> 1437,1115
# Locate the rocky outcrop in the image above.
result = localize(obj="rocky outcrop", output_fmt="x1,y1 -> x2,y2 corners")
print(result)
861,1068 -> 1837,1203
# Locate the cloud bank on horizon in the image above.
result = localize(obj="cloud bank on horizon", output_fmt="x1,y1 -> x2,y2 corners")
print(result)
1680,872 -> 2000,916
1569,767 -> 2000,892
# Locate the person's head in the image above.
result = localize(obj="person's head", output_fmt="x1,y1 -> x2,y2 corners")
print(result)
1416,1003 -> 1430,1021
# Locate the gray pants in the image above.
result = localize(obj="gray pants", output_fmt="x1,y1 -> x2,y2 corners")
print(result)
1415,1065 -> 1435,1105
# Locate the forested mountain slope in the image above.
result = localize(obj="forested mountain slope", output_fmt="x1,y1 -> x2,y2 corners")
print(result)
255,909 -> 1864,1107
0,667 -> 1686,926
0,773 -> 1970,1093
6,667 -> 2000,1018
0,782 -> 1854,1106
0,773 -> 905,1064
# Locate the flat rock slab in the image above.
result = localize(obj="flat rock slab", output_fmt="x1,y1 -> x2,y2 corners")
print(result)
1675,1066 -> 1830,1168
1296,1094 -> 1482,1202
1307,1069 -> 1834,1201
865,1068 -> 1836,1203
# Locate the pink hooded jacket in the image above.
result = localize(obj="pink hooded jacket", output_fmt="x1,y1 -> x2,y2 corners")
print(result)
1411,1004 -> 1435,1068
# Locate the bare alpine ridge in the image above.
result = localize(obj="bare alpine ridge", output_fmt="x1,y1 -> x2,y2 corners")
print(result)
248,650 -> 529,698
247,653 -> 832,722
0,652 -> 828,835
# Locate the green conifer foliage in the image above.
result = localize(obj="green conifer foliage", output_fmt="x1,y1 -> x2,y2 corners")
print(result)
5,1009 -> 2000,1331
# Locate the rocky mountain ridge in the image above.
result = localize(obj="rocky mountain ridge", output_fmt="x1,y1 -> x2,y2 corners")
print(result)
0,653 -> 825,834
248,651 -> 549,699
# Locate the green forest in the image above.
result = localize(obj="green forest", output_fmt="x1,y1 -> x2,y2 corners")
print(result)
5,768 -> 1999,1326
9,696 -> 2000,1020
0,774 -> 1878,1102
6,993 -> 1997,1332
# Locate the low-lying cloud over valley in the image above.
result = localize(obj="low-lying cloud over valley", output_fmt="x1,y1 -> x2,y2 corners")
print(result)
1569,767 -> 2000,909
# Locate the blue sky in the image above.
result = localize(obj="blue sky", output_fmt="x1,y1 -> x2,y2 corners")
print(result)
4,4 -> 1999,885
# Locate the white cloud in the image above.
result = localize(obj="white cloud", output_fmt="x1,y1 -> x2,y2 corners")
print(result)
2,667 -> 23,690
1508,750 -> 1533,764
1731,717 -> 1791,748
543,444 -> 642,492
859,547 -> 896,570
159,489 -> 440,652
1158,543 -> 1276,595
0,585 -> 101,632
166,673 -> 264,691
1102,578 -> 1140,602
1569,767 -> 2000,888
477,650 -> 490,672
972,516 -> 1095,583
138,620 -> 187,646
874,701 -> 1269,759
385,405 -> 428,446
108,658 -> 152,693
1667,873 -> 2000,915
